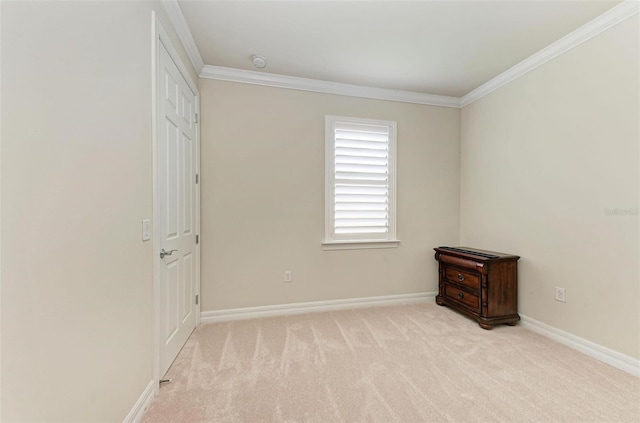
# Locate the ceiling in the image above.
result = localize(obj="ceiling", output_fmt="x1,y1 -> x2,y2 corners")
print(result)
178,1 -> 622,98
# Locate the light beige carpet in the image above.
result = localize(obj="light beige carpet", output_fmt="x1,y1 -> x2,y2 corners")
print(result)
143,303 -> 639,422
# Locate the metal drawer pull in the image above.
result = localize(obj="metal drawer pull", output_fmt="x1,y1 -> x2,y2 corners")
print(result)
457,273 -> 464,281
160,248 -> 178,259
457,292 -> 464,299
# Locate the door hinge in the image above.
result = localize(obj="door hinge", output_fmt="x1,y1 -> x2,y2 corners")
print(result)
195,294 -> 199,305
195,174 -> 199,184
196,234 -> 199,244
194,113 -> 198,123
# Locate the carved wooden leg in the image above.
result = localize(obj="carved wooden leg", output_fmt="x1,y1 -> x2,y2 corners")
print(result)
478,322 -> 493,330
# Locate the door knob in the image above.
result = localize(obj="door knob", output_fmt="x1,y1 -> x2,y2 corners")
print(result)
160,249 -> 178,259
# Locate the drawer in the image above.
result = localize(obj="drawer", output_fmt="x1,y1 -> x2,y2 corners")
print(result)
444,266 -> 480,290
443,283 -> 480,311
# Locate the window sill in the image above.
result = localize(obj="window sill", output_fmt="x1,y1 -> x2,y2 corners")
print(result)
322,240 -> 400,251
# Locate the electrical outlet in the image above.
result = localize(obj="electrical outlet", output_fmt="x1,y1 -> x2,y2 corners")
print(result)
555,287 -> 566,303
284,270 -> 292,283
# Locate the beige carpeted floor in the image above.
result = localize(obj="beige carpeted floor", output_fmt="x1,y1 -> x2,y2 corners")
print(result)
142,303 -> 639,422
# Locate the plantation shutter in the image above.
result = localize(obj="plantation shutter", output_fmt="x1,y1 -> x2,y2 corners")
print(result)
332,121 -> 390,239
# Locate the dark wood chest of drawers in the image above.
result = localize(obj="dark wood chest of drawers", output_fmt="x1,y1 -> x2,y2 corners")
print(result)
434,246 -> 520,329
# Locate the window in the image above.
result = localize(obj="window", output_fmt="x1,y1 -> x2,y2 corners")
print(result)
324,115 -> 398,250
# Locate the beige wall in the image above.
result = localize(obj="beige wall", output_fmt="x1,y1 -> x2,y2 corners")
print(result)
0,1 -> 196,420
200,80 -> 460,311
460,17 -> 639,358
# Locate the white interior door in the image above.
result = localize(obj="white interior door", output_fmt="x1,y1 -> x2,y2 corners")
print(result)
158,39 -> 198,377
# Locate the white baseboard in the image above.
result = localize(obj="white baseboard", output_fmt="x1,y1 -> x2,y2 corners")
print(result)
520,315 -> 640,377
200,292 -> 436,324
123,380 -> 155,423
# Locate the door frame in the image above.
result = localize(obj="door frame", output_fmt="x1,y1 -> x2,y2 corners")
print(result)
151,11 -> 201,391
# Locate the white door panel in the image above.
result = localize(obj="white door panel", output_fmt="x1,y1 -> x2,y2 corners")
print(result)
158,40 -> 197,377
182,133 -> 194,236
165,258 -> 179,343
182,252 -> 194,322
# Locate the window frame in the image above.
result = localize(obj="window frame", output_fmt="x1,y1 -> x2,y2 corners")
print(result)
323,115 -> 399,250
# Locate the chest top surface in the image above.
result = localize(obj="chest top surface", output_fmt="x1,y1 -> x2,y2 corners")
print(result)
434,246 -> 520,263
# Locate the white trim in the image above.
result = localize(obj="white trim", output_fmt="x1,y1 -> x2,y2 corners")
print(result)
159,0 -> 637,108
460,0 -> 640,107
322,240 -> 400,250
150,10 -> 161,401
201,292 -> 436,323
160,0 -> 204,73
122,380 -> 155,423
200,65 -> 461,108
520,315 -> 640,377
195,96 -> 201,329
154,12 -> 199,95
0,2 -> 3,416
324,115 -> 398,245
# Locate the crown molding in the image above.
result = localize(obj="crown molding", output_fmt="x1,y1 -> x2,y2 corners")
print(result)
162,0 -> 637,109
460,0 -> 640,107
200,65 -> 461,108
160,0 -> 204,74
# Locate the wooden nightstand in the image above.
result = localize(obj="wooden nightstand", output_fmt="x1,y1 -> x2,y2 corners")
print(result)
434,246 -> 520,329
